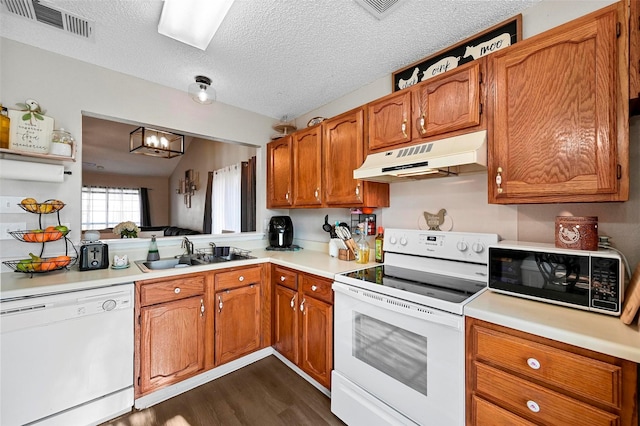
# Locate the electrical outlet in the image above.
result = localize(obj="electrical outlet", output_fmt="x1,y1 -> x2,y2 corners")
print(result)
0,222 -> 26,240
0,196 -> 26,214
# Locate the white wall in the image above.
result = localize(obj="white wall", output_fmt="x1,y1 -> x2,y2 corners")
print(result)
290,0 -> 640,270
0,38 -> 273,265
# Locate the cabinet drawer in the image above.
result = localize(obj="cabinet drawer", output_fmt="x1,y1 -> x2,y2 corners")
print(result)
273,265 -> 298,290
472,325 -> 622,407
215,266 -> 262,291
474,362 -> 619,426
472,395 -> 536,426
140,275 -> 205,306
300,274 -> 333,303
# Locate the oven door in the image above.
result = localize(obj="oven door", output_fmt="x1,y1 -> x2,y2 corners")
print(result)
332,281 -> 464,426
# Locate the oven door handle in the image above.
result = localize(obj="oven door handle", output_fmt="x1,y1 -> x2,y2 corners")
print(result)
332,281 -> 463,331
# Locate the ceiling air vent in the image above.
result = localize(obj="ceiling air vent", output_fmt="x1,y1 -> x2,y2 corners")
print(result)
2,0 -> 94,40
354,0 -> 406,20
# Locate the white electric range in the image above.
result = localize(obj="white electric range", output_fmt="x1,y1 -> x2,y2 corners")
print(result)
331,228 -> 498,426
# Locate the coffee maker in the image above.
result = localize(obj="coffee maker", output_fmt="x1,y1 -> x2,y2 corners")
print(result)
268,216 -> 294,248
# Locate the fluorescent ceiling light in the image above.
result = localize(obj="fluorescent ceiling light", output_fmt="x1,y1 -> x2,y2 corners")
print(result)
158,0 -> 236,50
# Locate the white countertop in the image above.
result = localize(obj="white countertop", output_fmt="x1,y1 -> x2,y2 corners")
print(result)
0,246 -> 370,300
466,290 -> 640,363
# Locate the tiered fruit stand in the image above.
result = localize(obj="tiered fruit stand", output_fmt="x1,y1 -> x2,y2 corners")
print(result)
3,199 -> 77,276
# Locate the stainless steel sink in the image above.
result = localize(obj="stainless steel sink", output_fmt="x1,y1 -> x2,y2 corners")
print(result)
135,250 -> 255,272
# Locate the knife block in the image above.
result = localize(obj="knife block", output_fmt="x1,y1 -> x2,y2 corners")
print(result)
339,249 -> 355,261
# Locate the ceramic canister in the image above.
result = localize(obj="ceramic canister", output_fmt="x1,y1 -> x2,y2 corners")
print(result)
555,216 -> 598,251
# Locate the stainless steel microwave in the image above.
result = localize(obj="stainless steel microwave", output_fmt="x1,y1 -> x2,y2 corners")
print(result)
488,242 -> 624,316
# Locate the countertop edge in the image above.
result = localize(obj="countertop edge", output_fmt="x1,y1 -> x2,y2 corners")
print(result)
466,291 -> 640,363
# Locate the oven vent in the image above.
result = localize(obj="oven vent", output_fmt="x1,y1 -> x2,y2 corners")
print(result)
386,298 -> 411,310
1,0 -> 95,40
354,0 -> 406,20
362,290 -> 384,302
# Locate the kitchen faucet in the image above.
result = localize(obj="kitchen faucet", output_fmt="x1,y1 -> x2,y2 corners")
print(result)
182,237 -> 194,256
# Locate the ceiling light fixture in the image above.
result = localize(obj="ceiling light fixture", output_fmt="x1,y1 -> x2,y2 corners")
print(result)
130,127 -> 184,158
158,0 -> 236,50
188,75 -> 215,105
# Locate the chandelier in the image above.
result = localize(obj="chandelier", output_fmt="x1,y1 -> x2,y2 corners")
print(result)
129,127 -> 184,158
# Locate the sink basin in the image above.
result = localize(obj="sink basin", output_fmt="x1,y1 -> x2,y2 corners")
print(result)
135,251 -> 255,272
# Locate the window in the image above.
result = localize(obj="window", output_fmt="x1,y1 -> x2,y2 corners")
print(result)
82,186 -> 141,230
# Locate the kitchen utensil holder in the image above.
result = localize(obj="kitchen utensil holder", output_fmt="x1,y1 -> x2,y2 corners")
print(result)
339,248 -> 355,261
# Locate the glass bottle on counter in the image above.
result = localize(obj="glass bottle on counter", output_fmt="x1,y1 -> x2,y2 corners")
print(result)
0,105 -> 10,149
375,226 -> 384,263
355,224 -> 370,264
147,235 -> 160,261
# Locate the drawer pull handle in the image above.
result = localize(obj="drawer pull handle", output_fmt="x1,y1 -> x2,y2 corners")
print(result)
311,285 -> 318,291
527,358 -> 541,370
174,287 -> 181,294
526,400 -> 540,413
280,276 -> 286,281
238,276 -> 244,282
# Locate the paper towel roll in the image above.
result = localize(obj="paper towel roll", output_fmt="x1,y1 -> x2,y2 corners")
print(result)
0,159 -> 66,182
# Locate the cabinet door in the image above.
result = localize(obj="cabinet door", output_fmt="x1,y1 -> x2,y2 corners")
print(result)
274,284 -> 299,364
292,126 -> 323,206
367,90 -> 412,152
413,60 -> 482,138
267,136 -> 293,208
489,4 -> 626,203
139,295 -> 206,395
299,295 -> 333,389
323,108 -> 365,206
215,284 -> 261,365
630,0 -> 639,103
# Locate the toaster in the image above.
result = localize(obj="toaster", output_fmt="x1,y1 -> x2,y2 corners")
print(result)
79,242 -> 109,270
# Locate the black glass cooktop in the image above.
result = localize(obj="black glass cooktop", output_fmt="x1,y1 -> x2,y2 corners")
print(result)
340,265 -> 486,304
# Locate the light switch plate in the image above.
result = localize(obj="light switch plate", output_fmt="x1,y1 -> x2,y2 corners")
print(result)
0,222 -> 26,240
0,196 -> 26,214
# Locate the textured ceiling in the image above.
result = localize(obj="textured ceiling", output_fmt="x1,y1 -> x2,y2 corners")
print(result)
0,0 -> 541,121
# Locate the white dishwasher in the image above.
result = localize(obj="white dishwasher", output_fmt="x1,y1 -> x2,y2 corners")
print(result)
1,284 -> 134,426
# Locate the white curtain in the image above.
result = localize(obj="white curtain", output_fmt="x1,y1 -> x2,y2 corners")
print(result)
212,163 -> 242,234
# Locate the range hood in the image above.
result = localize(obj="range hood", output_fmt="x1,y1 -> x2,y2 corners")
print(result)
354,130 -> 487,183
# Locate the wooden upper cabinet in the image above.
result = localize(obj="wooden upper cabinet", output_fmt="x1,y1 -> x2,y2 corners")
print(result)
630,0 -> 640,105
367,90 -> 412,152
488,2 -> 629,203
412,60 -> 483,138
267,136 -> 293,208
323,109 -> 365,205
292,126 -> 323,206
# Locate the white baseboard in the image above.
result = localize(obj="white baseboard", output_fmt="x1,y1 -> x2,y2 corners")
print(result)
271,351 -> 331,397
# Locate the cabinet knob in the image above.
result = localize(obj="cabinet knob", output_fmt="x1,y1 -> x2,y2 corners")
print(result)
311,285 -> 317,291
526,400 -> 540,413
401,119 -> 408,138
280,276 -> 286,281
238,276 -> 244,282
174,287 -> 181,294
496,167 -> 504,194
527,357 -> 541,370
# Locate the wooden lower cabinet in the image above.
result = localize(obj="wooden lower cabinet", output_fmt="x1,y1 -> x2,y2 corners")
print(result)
214,266 -> 263,365
136,273 -> 208,397
466,318 -> 638,426
272,265 -> 333,389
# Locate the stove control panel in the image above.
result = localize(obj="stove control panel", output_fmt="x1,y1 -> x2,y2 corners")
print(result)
384,229 -> 499,263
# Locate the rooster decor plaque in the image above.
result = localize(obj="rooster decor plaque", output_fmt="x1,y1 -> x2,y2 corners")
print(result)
424,209 -> 447,231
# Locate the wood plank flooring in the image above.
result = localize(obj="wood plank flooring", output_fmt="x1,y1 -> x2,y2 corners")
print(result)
103,356 -> 345,426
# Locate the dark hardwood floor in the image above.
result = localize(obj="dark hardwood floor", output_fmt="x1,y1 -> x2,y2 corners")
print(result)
104,356 -> 345,426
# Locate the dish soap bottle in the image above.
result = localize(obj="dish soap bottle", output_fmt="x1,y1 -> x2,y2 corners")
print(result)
355,224 -> 370,264
375,226 -> 384,263
147,235 -> 160,261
